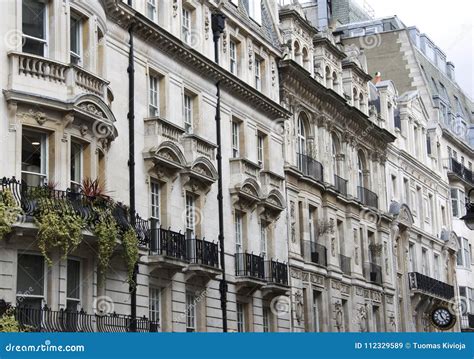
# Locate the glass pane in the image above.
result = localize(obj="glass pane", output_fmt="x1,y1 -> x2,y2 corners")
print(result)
22,37 -> 45,56
22,130 -> 45,175
22,0 -> 45,39
70,142 -> 82,190
70,16 -> 80,56
17,254 -> 44,296
67,260 -> 80,300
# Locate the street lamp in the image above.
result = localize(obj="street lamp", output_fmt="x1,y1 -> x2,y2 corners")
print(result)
461,188 -> 474,230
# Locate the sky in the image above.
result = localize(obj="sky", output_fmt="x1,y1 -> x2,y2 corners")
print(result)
358,0 -> 474,100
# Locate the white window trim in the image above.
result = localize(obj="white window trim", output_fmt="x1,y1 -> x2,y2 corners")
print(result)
70,13 -> 83,65
150,179 -> 160,222
232,121 -> 240,158
22,0 -> 49,57
70,141 -> 83,191
16,253 -> 47,305
149,74 -> 159,117
230,40 -> 237,74
66,258 -> 82,311
257,133 -> 264,166
235,212 -> 243,253
182,8 -> 191,45
149,286 -> 162,330
183,93 -> 193,133
146,0 -> 158,22
186,292 -> 196,332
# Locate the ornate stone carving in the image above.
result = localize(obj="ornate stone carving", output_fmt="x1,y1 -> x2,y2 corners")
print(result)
357,304 -> 368,332
294,291 -> 304,324
335,301 -> 343,332
204,9 -> 210,40
79,103 -> 105,118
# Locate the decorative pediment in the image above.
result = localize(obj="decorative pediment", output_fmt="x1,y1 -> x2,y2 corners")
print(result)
258,189 -> 286,220
444,231 -> 458,253
145,141 -> 186,171
390,202 -> 413,229
231,178 -> 262,212
181,157 -> 218,192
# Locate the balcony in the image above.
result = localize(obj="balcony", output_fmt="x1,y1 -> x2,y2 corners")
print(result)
184,237 -> 221,280
339,254 -> 351,275
408,272 -> 455,300
364,262 -> 382,285
303,241 -> 328,267
334,174 -> 348,196
447,157 -> 474,186
4,305 -> 158,332
235,252 -> 266,293
149,224 -> 188,270
461,314 -> 474,332
262,259 -> 289,297
357,186 -> 378,208
297,153 -> 324,182
7,52 -> 108,101
0,177 -> 150,246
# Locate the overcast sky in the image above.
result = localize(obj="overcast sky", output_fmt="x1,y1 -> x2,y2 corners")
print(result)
359,0 -> 474,100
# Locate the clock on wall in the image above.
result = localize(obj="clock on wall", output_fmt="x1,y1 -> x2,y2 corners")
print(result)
430,306 -> 456,330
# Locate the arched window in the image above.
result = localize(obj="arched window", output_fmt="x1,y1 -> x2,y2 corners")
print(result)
297,114 -> 307,171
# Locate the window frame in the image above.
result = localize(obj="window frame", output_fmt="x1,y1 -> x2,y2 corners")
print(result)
185,192 -> 196,240
181,7 -> 192,45
66,258 -> 81,312
150,179 -> 161,222
146,0 -> 158,22
257,133 -> 264,166
183,93 -> 193,134
255,57 -> 262,90
70,12 -> 83,65
16,253 -> 46,308
149,286 -> 161,330
235,212 -> 243,254
70,140 -> 83,192
236,302 -> 245,332
229,40 -> 237,75
22,0 -> 48,56
186,292 -> 196,332
149,73 -> 160,117
21,128 -> 48,186
232,121 -> 240,158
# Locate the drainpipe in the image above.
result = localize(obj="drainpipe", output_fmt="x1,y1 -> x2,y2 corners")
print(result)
212,12 -> 227,332
127,15 -> 137,332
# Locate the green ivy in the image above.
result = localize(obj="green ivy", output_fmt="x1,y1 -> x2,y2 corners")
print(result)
35,201 -> 84,266
94,208 -> 119,277
122,227 -> 139,288
0,190 -> 22,240
0,314 -> 21,332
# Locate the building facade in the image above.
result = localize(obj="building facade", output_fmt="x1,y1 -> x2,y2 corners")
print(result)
0,0 -> 469,332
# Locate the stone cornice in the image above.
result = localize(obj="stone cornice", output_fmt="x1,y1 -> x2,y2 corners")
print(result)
312,36 -> 346,60
279,60 -> 395,149
342,60 -> 373,82
279,8 -> 319,36
104,0 -> 291,120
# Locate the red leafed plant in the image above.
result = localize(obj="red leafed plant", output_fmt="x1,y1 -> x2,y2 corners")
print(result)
80,178 -> 110,200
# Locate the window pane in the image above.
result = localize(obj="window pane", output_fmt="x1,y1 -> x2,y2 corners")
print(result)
17,254 -> 44,296
70,142 -> 82,190
22,0 -> 45,39
22,130 -> 46,186
67,260 -> 80,300
149,287 -> 161,323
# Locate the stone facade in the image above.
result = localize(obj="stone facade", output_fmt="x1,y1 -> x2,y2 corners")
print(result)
0,0 -> 468,333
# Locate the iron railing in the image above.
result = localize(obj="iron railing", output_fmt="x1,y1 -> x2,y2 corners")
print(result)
408,272 -> 454,300
339,254 -> 351,275
303,241 -> 327,267
265,260 -> 288,286
0,177 -> 150,246
149,225 -> 187,261
448,158 -> 474,185
8,306 -> 158,332
334,174 -> 348,196
187,238 -> 219,268
297,153 -> 324,182
235,252 -> 265,280
357,186 -> 378,208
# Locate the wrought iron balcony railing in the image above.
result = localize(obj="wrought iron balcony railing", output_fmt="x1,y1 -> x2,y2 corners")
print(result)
334,174 -> 348,196
357,186 -> 378,208
149,225 -> 187,261
339,254 -> 351,275
265,260 -> 289,286
187,238 -> 219,268
235,252 -> 265,280
297,153 -> 324,182
408,272 -> 455,300
0,177 -> 150,246
448,157 -> 474,185
303,241 -> 327,267
8,305 -> 158,332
